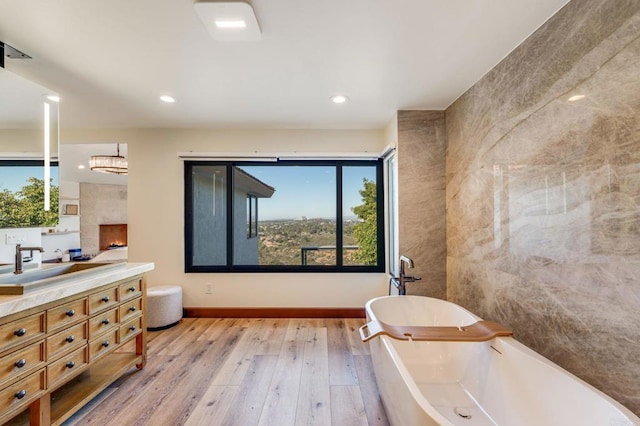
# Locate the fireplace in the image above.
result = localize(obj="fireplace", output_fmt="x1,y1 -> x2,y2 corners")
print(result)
99,224 -> 128,250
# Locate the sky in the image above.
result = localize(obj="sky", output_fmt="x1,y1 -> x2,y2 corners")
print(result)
241,165 -> 376,221
0,165 -> 59,193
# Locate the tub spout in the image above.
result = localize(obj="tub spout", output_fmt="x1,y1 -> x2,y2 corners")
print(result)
390,255 -> 421,295
400,255 -> 414,269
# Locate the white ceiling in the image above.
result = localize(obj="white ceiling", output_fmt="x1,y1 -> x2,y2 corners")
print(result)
0,0 -> 569,130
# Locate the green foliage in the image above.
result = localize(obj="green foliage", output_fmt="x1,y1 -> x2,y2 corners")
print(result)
351,178 -> 377,265
0,177 -> 59,228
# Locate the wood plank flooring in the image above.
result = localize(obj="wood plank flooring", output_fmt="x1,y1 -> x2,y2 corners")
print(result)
64,318 -> 390,426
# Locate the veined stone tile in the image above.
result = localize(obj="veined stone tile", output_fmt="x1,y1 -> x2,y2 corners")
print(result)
446,0 -> 640,415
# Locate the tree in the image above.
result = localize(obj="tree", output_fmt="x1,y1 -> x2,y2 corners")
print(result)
0,178 -> 59,228
0,190 -> 22,228
351,178 -> 377,265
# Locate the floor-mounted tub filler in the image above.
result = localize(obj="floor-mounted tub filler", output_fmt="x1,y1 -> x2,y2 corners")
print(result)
361,296 -> 639,426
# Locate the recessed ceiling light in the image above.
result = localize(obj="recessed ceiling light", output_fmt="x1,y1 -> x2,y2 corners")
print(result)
215,20 -> 246,29
46,95 -> 60,102
78,164 -> 85,170
568,94 -> 585,102
160,95 -> 176,103
331,95 -> 348,104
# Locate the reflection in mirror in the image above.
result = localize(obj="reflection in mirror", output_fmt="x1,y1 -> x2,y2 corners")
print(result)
0,66 -> 59,228
0,160 -> 59,227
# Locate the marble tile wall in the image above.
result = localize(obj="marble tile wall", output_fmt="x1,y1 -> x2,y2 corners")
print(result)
80,183 -> 127,255
397,110 -> 447,299
445,0 -> 640,414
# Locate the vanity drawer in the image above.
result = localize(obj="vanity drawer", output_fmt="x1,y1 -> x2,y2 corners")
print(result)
89,328 -> 117,362
47,297 -> 88,332
0,369 -> 45,414
119,279 -> 142,302
0,341 -> 45,387
88,287 -> 118,314
119,298 -> 142,324
88,308 -> 118,339
0,312 -> 46,354
47,321 -> 88,360
47,346 -> 89,389
119,316 -> 142,343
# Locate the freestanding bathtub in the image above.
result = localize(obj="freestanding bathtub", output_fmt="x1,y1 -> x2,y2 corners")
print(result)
364,296 -> 639,426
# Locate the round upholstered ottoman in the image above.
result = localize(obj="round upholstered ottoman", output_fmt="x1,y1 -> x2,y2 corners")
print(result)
146,286 -> 183,330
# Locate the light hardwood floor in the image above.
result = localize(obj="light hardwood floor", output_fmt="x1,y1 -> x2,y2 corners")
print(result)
64,318 -> 390,426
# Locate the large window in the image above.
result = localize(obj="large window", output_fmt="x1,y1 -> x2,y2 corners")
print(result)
0,160 -> 59,228
185,160 -> 384,272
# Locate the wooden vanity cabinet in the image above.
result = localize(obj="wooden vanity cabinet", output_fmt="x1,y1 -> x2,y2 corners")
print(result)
0,274 -> 147,426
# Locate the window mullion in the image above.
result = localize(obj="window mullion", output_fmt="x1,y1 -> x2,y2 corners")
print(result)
376,158 -> 386,269
184,163 -> 193,271
226,164 -> 234,269
336,163 -> 343,268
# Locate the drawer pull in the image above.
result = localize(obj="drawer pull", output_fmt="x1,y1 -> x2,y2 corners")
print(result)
129,306 -> 136,312
66,361 -> 76,369
101,319 -> 110,325
65,309 -> 75,317
14,328 -> 27,337
14,359 -> 27,369
66,335 -> 75,343
129,325 -> 136,331
101,296 -> 110,303
102,340 -> 110,348
14,390 -> 27,400
128,286 -> 136,292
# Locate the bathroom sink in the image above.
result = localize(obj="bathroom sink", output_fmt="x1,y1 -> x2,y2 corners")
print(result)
0,262 -> 38,275
0,262 -> 127,295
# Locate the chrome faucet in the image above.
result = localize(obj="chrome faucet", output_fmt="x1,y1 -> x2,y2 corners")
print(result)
390,255 -> 421,295
14,244 -> 44,275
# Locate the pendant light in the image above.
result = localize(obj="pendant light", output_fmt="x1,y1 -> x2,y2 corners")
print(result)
89,144 -> 128,175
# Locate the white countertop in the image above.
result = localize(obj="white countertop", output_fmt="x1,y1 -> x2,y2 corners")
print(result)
0,262 -> 154,318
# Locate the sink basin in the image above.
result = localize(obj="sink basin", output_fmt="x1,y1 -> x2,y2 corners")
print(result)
0,262 -> 127,295
0,262 -> 37,275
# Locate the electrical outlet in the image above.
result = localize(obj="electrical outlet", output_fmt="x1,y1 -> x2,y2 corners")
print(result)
205,284 -> 212,294
6,232 -> 26,244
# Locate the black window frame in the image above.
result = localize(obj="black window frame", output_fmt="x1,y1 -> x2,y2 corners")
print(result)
184,159 -> 385,273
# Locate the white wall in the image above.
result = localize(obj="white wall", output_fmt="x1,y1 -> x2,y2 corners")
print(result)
62,128 -> 389,308
383,112 -> 398,149
0,228 -> 43,265
41,180 -> 81,261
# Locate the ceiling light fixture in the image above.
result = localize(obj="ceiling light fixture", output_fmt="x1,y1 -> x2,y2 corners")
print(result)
77,164 -> 85,170
215,20 -> 246,28
331,95 -> 348,104
160,95 -> 176,103
46,95 -> 60,102
194,1 -> 261,41
568,94 -> 585,102
89,144 -> 128,175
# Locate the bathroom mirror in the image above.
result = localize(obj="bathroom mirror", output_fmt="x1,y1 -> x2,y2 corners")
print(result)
0,66 -> 59,228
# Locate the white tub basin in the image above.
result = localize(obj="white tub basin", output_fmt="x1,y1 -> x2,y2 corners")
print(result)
364,295 -> 640,426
